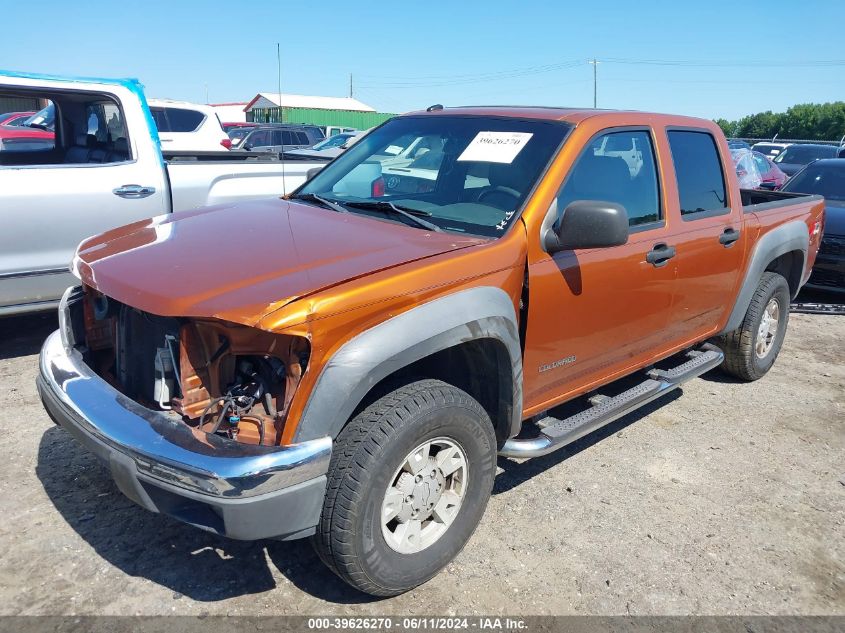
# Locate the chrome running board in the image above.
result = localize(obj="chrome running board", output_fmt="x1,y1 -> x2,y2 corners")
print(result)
499,347 -> 724,459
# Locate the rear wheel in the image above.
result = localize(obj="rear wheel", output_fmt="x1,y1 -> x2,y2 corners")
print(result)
312,379 -> 497,596
716,272 -> 790,381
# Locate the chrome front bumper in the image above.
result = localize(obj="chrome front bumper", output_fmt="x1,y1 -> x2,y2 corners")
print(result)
37,329 -> 332,540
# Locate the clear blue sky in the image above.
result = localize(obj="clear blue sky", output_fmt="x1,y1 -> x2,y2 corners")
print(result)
2,0 -> 843,121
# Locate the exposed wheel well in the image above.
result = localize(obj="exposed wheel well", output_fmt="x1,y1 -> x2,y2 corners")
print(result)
351,339 -> 515,441
765,250 -> 804,299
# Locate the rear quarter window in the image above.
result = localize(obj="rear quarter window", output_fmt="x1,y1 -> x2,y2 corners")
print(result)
667,130 -> 728,217
164,108 -> 205,132
151,107 -> 205,133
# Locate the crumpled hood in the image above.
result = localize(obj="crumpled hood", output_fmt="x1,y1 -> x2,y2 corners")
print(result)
75,198 -> 484,326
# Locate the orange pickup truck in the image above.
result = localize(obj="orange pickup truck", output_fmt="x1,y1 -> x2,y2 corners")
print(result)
37,107 -> 824,596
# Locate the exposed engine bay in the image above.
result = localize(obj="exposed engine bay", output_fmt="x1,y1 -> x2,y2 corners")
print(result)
79,286 -> 308,445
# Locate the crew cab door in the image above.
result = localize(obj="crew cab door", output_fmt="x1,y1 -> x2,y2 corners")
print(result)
659,129 -> 746,345
522,128 -> 677,412
0,76 -> 168,314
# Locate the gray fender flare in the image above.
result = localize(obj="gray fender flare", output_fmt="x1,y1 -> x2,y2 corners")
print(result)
294,286 -> 523,442
721,219 -> 808,334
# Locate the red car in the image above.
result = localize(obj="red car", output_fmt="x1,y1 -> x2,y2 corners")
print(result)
0,123 -> 54,151
0,111 -> 36,126
0,104 -> 54,151
753,151 -> 788,190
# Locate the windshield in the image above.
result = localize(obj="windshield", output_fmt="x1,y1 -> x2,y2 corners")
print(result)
228,127 -> 253,141
312,133 -> 354,150
296,115 -> 570,236
752,143 -> 782,156
23,103 -> 55,130
782,163 -> 845,201
774,144 -> 837,164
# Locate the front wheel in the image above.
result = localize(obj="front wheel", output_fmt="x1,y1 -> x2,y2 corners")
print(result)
716,271 -> 790,381
312,379 -> 497,596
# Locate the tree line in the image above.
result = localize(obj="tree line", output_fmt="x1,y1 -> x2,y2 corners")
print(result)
715,102 -> 845,141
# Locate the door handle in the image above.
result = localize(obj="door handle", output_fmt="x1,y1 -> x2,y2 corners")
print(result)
719,227 -> 741,247
113,184 -> 156,199
646,243 -> 676,267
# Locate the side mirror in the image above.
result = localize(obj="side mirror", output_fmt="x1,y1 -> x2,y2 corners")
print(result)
306,167 -> 322,180
542,200 -> 629,254
242,143 -> 252,151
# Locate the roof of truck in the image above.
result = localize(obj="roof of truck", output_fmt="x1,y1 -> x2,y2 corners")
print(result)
0,69 -> 142,90
404,105 -> 711,127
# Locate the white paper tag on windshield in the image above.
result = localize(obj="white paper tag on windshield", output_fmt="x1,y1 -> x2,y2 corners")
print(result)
457,131 -> 533,164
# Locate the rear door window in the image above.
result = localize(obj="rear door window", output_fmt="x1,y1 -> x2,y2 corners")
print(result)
667,130 -> 729,217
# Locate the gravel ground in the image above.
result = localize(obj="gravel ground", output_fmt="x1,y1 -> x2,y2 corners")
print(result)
0,295 -> 842,616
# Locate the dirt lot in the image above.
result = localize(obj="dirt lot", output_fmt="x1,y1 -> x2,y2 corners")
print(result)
0,297 -> 842,616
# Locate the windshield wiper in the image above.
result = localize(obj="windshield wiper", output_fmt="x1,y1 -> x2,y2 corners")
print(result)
291,192 -> 348,214
344,200 -> 442,232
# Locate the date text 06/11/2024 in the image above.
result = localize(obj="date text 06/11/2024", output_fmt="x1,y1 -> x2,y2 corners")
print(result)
306,617 -> 528,630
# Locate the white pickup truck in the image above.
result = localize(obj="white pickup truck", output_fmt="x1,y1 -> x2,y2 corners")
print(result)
0,71 -> 329,316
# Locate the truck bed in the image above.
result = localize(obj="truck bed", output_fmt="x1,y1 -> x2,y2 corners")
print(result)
164,152 -> 329,212
741,188 -> 823,212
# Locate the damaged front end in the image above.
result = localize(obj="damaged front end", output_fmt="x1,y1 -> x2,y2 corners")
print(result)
77,285 -> 308,447
39,285 -> 331,541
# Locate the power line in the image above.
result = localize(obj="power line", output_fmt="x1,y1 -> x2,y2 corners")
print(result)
358,61 -> 584,88
358,57 -> 845,90
602,57 -> 845,67
357,60 -> 583,82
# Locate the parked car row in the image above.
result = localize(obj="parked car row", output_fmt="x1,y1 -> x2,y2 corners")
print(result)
0,71 -> 334,316
726,138 -> 845,291
224,121 -> 372,158
728,139 -> 843,194
1,97 -> 350,156
227,123 -> 325,152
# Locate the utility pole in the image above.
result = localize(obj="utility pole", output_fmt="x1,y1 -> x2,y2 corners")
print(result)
276,42 -> 282,123
588,58 -> 600,108
349,73 -> 353,98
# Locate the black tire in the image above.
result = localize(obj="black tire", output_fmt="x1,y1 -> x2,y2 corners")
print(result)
716,271 -> 790,381
312,379 -> 497,597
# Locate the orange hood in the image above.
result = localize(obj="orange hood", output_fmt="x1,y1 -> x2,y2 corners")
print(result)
74,198 -> 484,327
